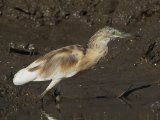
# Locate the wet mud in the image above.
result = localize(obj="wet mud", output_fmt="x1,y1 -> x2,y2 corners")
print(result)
0,0 -> 160,120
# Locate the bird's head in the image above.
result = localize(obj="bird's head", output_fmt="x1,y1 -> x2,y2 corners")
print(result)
107,28 -> 131,39
88,27 -> 131,49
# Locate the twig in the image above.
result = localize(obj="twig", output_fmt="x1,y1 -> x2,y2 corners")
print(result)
118,84 -> 151,98
118,84 -> 133,98
9,47 -> 39,56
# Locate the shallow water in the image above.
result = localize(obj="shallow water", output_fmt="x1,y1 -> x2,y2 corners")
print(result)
12,98 -> 160,120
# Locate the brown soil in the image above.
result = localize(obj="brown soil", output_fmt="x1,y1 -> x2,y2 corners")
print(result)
0,0 -> 160,120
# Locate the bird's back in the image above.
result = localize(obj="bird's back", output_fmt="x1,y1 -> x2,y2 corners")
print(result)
13,45 -> 85,85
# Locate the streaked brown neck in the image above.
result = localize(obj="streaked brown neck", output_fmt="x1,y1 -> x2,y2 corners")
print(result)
87,38 -> 110,58
79,47 -> 108,71
78,30 -> 111,71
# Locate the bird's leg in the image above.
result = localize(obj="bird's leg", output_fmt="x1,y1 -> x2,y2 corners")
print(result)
41,90 -> 48,98
41,79 -> 61,98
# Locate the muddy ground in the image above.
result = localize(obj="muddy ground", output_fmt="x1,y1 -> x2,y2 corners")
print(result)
0,0 -> 160,120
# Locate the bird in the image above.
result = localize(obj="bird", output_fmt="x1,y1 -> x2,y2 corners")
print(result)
13,26 -> 131,98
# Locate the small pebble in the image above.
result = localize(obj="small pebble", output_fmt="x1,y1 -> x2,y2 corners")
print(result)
100,66 -> 104,69
28,44 -> 36,50
154,63 -> 157,66
130,39 -> 133,42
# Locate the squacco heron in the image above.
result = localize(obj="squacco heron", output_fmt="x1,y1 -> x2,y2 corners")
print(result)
13,27 -> 130,98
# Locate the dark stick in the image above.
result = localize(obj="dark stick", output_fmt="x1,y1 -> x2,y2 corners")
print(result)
118,84 -> 133,98
118,84 -> 151,98
9,47 -> 39,56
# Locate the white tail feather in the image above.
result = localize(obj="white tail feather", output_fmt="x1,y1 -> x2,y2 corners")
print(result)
13,68 -> 38,85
